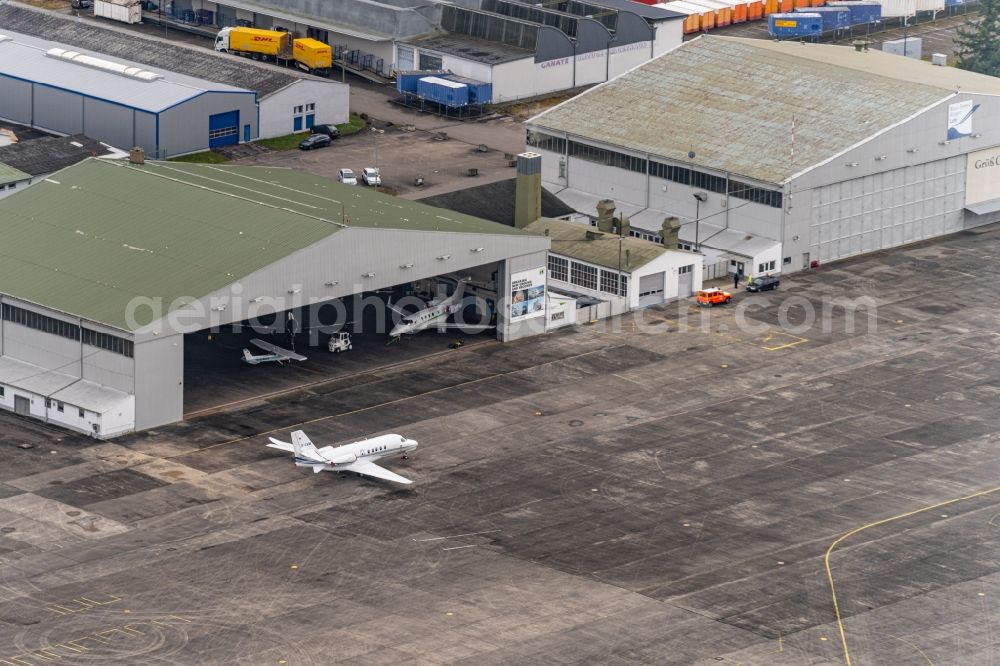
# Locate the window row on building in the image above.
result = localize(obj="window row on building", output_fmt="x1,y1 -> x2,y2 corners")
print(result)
568,140 -> 647,174
528,133 -> 785,209
1,303 -> 134,358
527,131 -> 567,154
548,255 -> 627,297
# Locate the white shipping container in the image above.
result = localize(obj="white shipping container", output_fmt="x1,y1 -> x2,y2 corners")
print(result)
915,0 -> 944,10
94,0 -> 142,24
878,0 -> 916,16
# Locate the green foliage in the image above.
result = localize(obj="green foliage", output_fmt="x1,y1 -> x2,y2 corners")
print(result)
955,1 -> 1000,76
168,150 -> 230,164
254,132 -> 309,151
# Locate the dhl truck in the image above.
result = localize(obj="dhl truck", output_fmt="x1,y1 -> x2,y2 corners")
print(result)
214,27 -> 332,75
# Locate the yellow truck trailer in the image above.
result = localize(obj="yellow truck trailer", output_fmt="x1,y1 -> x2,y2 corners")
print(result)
215,28 -> 332,74
292,38 -> 332,73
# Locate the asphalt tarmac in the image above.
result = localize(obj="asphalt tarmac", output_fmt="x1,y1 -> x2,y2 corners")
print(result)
0,224 -> 998,664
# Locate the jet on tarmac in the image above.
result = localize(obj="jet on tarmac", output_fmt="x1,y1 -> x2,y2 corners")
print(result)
267,430 -> 418,484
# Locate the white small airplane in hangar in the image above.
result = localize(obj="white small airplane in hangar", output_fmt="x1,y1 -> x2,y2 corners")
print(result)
267,430 -> 418,484
241,339 -> 307,365
389,278 -> 493,339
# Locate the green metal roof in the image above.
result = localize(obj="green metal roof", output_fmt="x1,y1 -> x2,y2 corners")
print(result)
147,162 -> 530,236
525,218 -> 694,272
0,159 -> 525,331
0,162 -> 29,186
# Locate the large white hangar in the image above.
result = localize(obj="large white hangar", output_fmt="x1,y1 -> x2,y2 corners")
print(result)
527,36 -> 1000,276
0,158 -> 550,437
0,5 -> 349,146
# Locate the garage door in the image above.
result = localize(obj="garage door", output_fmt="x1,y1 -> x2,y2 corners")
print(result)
14,395 -> 29,416
678,265 -> 695,298
209,111 -> 240,148
638,273 -> 664,307
397,46 -> 414,71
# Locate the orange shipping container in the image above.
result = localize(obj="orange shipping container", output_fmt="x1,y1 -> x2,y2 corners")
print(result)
762,0 -> 778,14
747,0 -> 764,19
779,0 -> 794,11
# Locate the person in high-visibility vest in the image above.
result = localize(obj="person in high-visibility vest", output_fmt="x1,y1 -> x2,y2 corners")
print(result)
747,275 -> 754,286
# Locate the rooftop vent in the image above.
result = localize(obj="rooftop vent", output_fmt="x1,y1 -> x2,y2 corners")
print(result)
46,48 -> 163,82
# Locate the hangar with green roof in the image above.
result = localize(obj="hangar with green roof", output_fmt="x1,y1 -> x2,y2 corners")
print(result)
0,157 -> 550,436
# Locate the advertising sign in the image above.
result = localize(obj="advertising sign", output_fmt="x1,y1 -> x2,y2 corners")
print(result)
947,99 -> 980,140
510,267 -> 546,322
965,146 -> 1000,206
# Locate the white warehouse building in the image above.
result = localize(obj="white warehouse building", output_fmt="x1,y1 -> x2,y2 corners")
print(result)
527,36 -> 1000,277
0,5 -> 348,151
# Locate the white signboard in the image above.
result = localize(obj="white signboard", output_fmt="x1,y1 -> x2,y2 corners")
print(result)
965,146 -> 1000,206
510,267 -> 546,322
947,99 -> 980,140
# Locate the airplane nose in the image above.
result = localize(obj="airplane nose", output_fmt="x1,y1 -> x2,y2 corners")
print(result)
406,439 -> 418,448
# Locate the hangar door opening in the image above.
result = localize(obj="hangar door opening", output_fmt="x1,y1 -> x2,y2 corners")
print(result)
209,110 -> 240,148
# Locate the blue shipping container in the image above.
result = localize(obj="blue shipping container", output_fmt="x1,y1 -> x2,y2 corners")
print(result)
793,6 -> 850,31
417,76 -> 470,107
443,75 -> 493,104
768,13 -> 823,39
826,1 -> 882,24
396,70 -> 448,94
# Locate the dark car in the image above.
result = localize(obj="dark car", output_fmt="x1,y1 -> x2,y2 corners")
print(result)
310,124 -> 341,139
72,0 -> 93,8
298,134 -> 332,150
746,275 -> 780,292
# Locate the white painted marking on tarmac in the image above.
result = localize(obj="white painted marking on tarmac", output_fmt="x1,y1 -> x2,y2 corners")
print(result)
442,545 -> 478,551
414,529 -> 501,542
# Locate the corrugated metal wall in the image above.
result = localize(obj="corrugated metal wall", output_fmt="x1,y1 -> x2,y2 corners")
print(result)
808,155 -> 965,263
158,92 -> 258,158
133,335 -> 183,430
82,98 -> 137,153
0,75 -> 32,124
34,86 -> 84,136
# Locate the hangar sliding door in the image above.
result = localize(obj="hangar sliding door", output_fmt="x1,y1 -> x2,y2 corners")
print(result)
209,111 -> 240,148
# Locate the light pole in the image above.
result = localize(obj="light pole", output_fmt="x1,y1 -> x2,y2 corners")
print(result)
693,192 -> 707,251
371,127 -> 384,174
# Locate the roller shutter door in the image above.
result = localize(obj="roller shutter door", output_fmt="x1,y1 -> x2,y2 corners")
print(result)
638,273 -> 664,306
209,110 -> 240,148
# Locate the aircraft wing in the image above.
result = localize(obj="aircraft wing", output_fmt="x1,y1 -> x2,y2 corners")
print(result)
250,339 -> 307,362
266,437 -> 295,452
344,460 -> 412,485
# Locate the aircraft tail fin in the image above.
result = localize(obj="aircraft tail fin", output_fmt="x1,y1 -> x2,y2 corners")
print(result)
290,430 -> 323,462
242,349 -> 256,364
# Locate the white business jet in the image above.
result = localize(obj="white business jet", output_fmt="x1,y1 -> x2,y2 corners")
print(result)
241,339 -> 307,365
388,278 -> 492,339
267,430 -> 418,484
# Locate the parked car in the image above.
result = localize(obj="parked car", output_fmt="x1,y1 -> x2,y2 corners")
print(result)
311,124 -> 341,139
746,275 -> 780,292
362,167 -> 381,186
72,0 -> 92,8
338,168 -> 358,185
696,288 -> 732,306
298,134 -> 331,151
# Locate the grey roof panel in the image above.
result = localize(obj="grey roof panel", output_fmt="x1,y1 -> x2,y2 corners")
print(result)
401,34 -> 532,65
0,4 -> 305,98
0,135 -> 113,177
0,31 -> 251,112
531,36 -> 958,183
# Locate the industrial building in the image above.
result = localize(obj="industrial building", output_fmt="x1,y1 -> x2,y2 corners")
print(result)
396,0 -> 684,102
527,215 -> 702,312
527,36 -> 1000,276
0,164 -> 29,200
0,30 -> 258,157
0,4 -> 349,144
0,158 -> 549,436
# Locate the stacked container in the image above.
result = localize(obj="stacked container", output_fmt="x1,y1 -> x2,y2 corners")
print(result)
768,12 -> 823,37
878,0 -> 917,15
396,70 -> 448,94
793,5 -> 850,30
826,1 -> 882,23
445,75 -> 493,104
